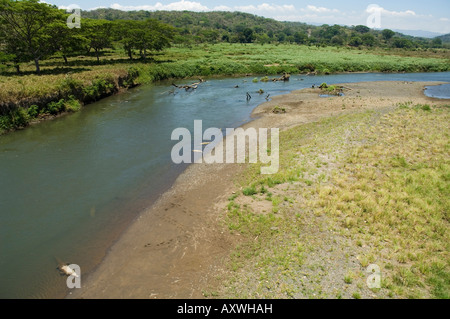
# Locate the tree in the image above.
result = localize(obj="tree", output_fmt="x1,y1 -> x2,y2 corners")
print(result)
144,19 -> 175,52
49,18 -> 87,64
238,28 -> 255,43
382,29 -> 395,41
294,31 -> 307,44
113,20 -> 140,60
276,32 -> 286,42
331,35 -> 345,46
349,36 -> 363,47
354,25 -> 370,34
0,0 -> 63,73
431,38 -> 442,48
112,19 -> 174,60
256,33 -> 270,45
362,33 -> 376,46
83,19 -> 112,62
0,40 -> 29,73
392,38 -> 414,49
199,29 -> 219,43
0,19 -> 30,73
320,24 -> 342,41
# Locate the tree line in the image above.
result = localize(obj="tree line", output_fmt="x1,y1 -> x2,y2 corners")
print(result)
84,8 -> 447,49
0,0 -> 175,74
1,1 -> 447,75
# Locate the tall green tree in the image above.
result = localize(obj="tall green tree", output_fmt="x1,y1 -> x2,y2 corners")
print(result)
112,19 -> 174,60
0,18 -> 30,73
49,18 -> 87,64
293,31 -> 307,44
82,19 -> 112,62
382,29 -> 395,41
431,38 -> 442,48
354,25 -> 371,34
134,20 -> 173,59
113,20 -> 141,60
0,0 -> 63,73
362,33 -> 376,46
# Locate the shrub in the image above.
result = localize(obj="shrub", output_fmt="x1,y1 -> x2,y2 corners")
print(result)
272,106 -> 286,114
0,108 -> 31,130
243,186 -> 257,196
27,105 -> 39,118
65,96 -> 81,112
45,99 -> 66,115
58,76 -> 84,98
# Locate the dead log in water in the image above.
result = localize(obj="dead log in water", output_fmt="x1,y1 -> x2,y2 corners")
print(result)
272,73 -> 290,82
172,79 -> 205,91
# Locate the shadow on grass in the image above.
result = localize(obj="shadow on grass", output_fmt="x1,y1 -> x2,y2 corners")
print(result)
1,50 -> 177,76
0,67 -> 91,77
40,51 -> 176,68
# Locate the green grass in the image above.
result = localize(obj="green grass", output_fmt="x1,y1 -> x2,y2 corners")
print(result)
242,186 -> 257,196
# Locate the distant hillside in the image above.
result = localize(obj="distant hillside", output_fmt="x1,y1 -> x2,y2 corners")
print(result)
82,8 -> 443,49
82,9 -> 313,34
437,33 -> 450,43
392,29 -> 444,38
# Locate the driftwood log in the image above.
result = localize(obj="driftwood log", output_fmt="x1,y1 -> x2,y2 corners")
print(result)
172,79 -> 205,91
272,73 -> 290,82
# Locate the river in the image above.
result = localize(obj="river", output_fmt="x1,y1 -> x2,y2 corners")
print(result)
0,72 -> 449,298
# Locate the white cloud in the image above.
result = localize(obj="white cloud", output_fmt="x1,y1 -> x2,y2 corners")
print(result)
58,4 -> 81,10
109,1 -> 209,12
366,6 -> 416,17
303,5 -> 339,13
213,5 -> 232,11
234,4 -> 296,13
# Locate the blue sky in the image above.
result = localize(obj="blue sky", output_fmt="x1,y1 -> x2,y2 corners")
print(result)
49,0 -> 450,34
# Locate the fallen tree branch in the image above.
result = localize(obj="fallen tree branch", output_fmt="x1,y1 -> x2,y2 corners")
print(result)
272,73 -> 290,82
172,79 -> 205,91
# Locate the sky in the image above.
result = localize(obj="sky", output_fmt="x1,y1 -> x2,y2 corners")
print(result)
49,0 -> 450,34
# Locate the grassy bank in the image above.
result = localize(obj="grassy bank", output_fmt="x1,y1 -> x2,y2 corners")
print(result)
216,103 -> 449,299
1,44 -> 449,134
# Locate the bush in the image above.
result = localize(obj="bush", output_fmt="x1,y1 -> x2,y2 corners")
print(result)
27,105 -> 39,118
0,115 -> 10,131
0,108 -> 31,130
45,99 -> 66,115
243,186 -> 257,196
65,96 -> 81,112
272,105 -> 286,114
58,76 -> 84,98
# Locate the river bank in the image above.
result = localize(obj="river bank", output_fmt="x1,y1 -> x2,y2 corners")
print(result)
67,80 -> 449,299
1,44 -> 449,135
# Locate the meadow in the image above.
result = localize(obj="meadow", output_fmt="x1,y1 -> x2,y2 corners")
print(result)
1,43 -> 449,134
